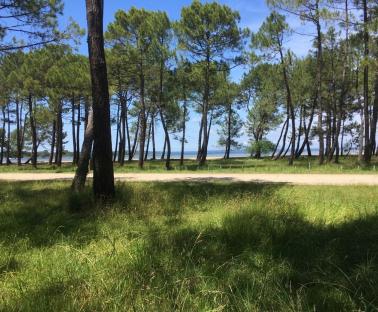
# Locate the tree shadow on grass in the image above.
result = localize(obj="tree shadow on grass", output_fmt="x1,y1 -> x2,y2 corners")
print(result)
0,182 -> 100,249
137,196 -> 378,311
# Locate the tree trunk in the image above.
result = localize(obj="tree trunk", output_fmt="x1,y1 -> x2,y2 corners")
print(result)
159,110 -> 171,170
199,52 -> 210,165
138,55 -> 147,169
362,0 -> 370,163
161,137 -> 166,160
49,120 -> 56,165
28,94 -> 37,168
16,97 -> 22,166
144,112 -> 152,161
85,0 -> 115,198
151,113 -> 156,160
6,103 -> 11,165
272,118 -> 288,158
113,101 -> 120,162
72,107 -> 94,192
180,99 -> 187,166
370,70 -> 378,157
129,114 -> 139,161
76,98 -> 81,163
0,106 -> 6,165
72,95 -> 77,165
315,12 -> 324,165
296,97 -> 316,158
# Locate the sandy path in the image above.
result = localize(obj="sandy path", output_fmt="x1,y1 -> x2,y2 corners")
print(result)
0,172 -> 377,185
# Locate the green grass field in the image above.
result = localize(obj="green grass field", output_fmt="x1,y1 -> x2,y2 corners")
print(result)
1,155 -> 378,174
0,181 -> 377,311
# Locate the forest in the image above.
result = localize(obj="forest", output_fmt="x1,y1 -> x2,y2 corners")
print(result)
1,0 -> 377,174
1,1 -> 378,311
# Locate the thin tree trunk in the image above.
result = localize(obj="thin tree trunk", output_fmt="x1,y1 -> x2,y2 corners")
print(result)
180,99 -> 187,166
151,113 -> 156,160
76,99 -> 81,163
113,101 -> 120,162
129,114 -> 139,161
72,107 -> 94,192
6,103 -> 11,165
49,120 -> 56,165
272,118 -> 288,158
0,106 -> 5,165
144,113 -> 152,161
199,52 -> 210,165
28,94 -> 37,168
72,95 -> 77,165
362,0 -> 370,162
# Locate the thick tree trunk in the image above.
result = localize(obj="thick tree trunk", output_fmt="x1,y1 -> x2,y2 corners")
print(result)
85,0 -> 115,198
72,107 -> 94,192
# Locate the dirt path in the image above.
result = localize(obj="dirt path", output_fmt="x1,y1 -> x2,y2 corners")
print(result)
0,172 -> 377,185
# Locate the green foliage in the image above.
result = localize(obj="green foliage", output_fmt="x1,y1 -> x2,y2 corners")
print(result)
248,139 -> 276,156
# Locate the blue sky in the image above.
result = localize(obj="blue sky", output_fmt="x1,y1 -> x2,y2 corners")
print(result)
59,0 -> 314,153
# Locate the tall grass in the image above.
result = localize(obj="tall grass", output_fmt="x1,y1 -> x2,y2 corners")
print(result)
0,181 -> 377,311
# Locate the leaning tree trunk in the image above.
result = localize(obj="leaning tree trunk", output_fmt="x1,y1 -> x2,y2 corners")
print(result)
85,0 -> 115,198
72,107 -> 94,192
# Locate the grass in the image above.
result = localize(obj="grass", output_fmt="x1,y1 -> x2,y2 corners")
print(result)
1,155 -> 378,174
0,181 -> 378,311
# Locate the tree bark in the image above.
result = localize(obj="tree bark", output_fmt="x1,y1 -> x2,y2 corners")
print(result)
85,0 -> 115,198
72,95 -> 77,165
49,119 -> 56,165
72,107 -> 94,192
362,0 -> 370,162
180,99 -> 187,166
28,94 -> 37,168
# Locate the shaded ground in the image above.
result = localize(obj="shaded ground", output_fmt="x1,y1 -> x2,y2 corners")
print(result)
0,181 -> 377,311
